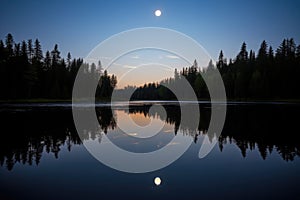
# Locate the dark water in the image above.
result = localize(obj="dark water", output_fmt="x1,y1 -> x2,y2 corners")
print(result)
0,102 -> 300,200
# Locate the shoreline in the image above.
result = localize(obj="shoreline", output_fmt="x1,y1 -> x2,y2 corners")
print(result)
1,98 -> 300,104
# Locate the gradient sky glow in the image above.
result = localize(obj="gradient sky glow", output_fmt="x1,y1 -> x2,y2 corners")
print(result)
109,50 -> 190,88
1,0 -> 300,65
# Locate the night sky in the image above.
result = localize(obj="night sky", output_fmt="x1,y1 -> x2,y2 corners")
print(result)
1,0 -> 299,60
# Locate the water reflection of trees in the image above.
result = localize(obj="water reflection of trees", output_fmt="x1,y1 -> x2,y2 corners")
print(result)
0,108 -> 81,171
127,104 -> 300,161
219,104 -> 300,161
1,104 -> 300,170
126,104 -> 210,141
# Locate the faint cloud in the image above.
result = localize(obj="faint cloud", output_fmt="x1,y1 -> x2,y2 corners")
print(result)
165,55 -> 180,59
123,65 -> 137,69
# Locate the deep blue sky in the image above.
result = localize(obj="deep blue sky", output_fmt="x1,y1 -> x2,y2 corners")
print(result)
1,0 -> 300,60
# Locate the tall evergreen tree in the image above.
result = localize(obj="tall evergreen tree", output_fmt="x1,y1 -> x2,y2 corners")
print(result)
51,44 -> 61,65
33,39 -> 43,62
237,42 -> 248,62
44,51 -> 51,70
268,46 -> 274,60
257,40 -> 268,61
276,39 -> 287,58
5,33 -> 14,57
27,39 -> 33,63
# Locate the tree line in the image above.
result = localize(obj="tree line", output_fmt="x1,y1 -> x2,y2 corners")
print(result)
1,33 -> 299,101
129,38 -> 300,100
0,33 -> 117,100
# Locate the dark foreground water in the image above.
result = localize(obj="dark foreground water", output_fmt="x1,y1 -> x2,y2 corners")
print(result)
0,102 -> 300,200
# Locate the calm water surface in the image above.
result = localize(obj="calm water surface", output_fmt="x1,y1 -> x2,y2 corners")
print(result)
0,102 -> 300,199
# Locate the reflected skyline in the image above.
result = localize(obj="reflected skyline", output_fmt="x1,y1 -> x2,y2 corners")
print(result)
1,102 -> 300,171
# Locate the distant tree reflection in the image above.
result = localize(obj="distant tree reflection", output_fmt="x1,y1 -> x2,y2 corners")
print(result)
0,103 -> 299,170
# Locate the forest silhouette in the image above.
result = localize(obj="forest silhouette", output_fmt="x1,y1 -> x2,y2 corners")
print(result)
1,33 -> 300,100
0,34 -> 116,100
128,39 -> 300,100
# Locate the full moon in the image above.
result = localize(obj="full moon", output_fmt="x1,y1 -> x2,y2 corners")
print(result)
155,9 -> 162,17
154,177 -> 162,186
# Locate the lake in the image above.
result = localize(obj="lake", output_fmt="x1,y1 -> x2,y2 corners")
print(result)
1,101 -> 300,199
